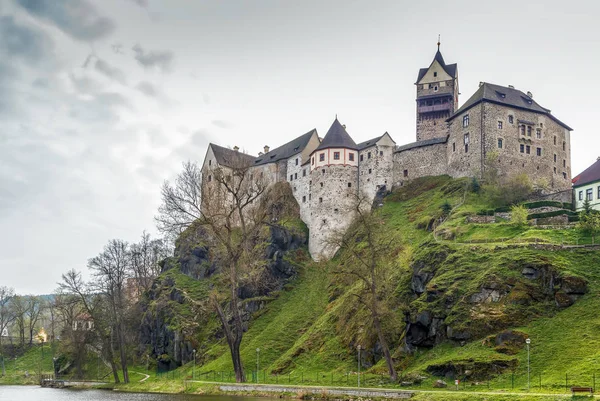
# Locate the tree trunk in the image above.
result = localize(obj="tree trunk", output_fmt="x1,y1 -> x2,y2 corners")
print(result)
213,300 -> 245,383
231,336 -> 245,383
103,336 -> 120,384
117,324 -> 129,383
373,315 -> 397,381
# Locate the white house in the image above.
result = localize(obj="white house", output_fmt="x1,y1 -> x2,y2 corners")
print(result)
573,157 -> 600,211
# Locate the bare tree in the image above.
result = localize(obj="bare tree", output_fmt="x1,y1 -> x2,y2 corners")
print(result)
25,296 -> 43,345
59,270 -> 121,383
130,231 -> 169,297
88,239 -> 131,384
0,286 -> 15,376
329,194 -> 399,382
11,295 -> 26,347
155,161 -> 203,239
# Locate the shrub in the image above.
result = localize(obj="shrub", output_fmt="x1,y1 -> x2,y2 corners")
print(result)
510,205 -> 528,226
441,201 -> 452,216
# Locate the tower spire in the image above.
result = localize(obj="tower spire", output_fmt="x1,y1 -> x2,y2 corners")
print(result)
437,34 -> 441,50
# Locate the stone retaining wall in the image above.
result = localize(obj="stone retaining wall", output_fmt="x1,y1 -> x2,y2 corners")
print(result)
219,383 -> 413,399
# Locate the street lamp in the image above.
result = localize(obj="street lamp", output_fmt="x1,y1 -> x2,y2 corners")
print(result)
357,345 -> 361,388
526,338 -> 531,390
192,350 -> 197,380
256,348 -> 260,383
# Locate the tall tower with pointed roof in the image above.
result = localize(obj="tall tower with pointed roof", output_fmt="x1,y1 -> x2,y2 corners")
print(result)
308,118 -> 359,260
415,41 -> 459,141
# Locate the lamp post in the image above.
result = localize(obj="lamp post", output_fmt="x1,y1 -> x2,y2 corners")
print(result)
357,345 -> 361,388
526,338 -> 531,390
192,349 -> 196,380
256,348 -> 260,383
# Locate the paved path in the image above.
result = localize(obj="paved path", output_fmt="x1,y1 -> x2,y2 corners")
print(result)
131,371 -> 151,382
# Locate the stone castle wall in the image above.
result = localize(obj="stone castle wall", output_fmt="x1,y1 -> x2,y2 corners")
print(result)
447,102 -> 571,191
358,144 -> 394,202
286,154 -> 311,222
393,142 -> 448,187
308,164 -> 358,260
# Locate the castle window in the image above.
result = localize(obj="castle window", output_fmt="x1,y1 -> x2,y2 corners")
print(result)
465,144 -> 469,152
563,172 -> 567,179
527,126 -> 532,136
368,168 -> 372,174
434,85 -> 438,92
290,174 -> 293,181
498,138 -> 503,149
295,158 -> 298,166
433,71 -> 437,77
579,191 -> 583,200
452,142 -> 456,152
319,197 -> 323,203
293,186 -> 297,192
586,188 -> 593,201
320,182 -> 323,188
349,153 -> 354,161
554,136 -> 557,145
429,84 -> 433,89
334,208 -> 339,213
333,152 -> 340,160
554,167 -> 557,173
520,144 -> 525,153
536,129 -> 542,139
526,145 -> 531,154
319,153 -> 325,162
554,154 -> 557,162
498,121 -> 503,129
208,175 -> 212,182
360,154 -> 364,162
563,141 -> 566,151
348,182 -> 352,188
302,195 -> 306,203
322,169 -> 325,175
368,152 -> 372,159
309,180 -> 312,185
464,133 -> 470,145
294,172 -> 297,179
520,125 -> 526,135
311,157 -> 314,165
303,169 -> 306,177
403,169 -> 408,177
540,123 -> 544,128
209,160 -> 212,166
508,115 -> 514,124
563,160 -> 566,168
380,151 -> 383,156
309,194 -> 311,200
463,115 -> 469,128
536,147 -> 542,156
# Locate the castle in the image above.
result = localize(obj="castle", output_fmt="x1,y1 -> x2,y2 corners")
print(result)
201,44 -> 573,260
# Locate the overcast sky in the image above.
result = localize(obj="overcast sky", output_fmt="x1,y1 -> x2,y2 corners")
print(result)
1,0 -> 599,294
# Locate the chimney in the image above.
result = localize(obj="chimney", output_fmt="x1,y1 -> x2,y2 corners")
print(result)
508,85 -> 514,89
233,146 -> 239,152
342,124 -> 346,129
264,145 -> 270,154
527,91 -> 533,98
479,81 -> 484,87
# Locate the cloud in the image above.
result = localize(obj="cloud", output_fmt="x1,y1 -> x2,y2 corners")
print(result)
128,0 -> 148,7
132,43 -> 174,72
16,0 -> 115,41
136,81 -> 157,97
170,129 -> 210,163
212,120 -> 232,129
0,16 -> 53,62
94,58 -> 127,84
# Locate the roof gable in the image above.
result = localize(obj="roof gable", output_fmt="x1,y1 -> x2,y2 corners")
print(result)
416,49 -> 457,83
253,129 -> 318,166
573,158 -> 600,187
447,82 -> 573,130
357,132 -> 396,150
313,119 -> 358,152
209,144 -> 256,168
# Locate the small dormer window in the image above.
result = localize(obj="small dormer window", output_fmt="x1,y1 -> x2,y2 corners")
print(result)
433,71 -> 437,77
209,160 -> 212,166
434,85 -> 438,92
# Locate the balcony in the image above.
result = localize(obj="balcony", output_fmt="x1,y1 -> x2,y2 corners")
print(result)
418,103 -> 452,113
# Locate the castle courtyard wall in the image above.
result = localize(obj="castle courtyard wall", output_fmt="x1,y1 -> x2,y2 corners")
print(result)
393,142 -> 448,187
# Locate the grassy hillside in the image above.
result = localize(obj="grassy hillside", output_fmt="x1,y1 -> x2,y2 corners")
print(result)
180,175 -> 599,391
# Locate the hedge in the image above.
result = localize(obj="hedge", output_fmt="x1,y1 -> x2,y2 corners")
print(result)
527,210 -> 579,220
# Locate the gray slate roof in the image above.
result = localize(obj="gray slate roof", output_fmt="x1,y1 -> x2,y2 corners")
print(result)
253,129 -> 317,166
395,136 -> 448,153
210,144 -> 256,168
357,133 -> 385,150
573,158 -> 600,187
448,82 -> 573,130
416,49 -> 457,83
314,119 -> 358,152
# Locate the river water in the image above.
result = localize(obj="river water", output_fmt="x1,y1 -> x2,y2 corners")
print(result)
0,386 -> 279,401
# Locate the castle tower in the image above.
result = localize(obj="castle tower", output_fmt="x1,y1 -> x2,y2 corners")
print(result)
415,41 -> 459,141
308,118 -> 359,260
